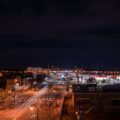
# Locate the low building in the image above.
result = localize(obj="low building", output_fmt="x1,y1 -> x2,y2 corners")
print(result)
72,84 -> 120,111
26,67 -> 49,74
6,79 -> 15,90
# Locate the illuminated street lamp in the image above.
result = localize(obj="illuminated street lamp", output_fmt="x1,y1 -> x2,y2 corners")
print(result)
75,111 -> 80,120
30,106 -> 34,111
30,105 -> 39,120
15,79 -> 18,82
53,90 -> 56,93
76,111 -> 78,115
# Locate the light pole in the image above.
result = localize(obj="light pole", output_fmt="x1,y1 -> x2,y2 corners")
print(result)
30,105 -> 39,120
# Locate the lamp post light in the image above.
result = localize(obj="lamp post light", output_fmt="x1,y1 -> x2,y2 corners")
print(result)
75,110 -> 83,120
30,106 -> 34,111
30,105 -> 39,120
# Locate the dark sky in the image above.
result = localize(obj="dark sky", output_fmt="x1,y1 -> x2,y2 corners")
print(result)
0,0 -> 120,69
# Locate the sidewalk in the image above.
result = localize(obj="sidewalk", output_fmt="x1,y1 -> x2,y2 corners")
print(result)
60,89 -> 76,120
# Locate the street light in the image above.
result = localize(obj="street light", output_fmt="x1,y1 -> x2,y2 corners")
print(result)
53,90 -> 56,93
30,105 -> 39,120
30,106 -> 34,111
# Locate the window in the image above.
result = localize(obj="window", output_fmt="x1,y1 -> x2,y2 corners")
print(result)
112,100 -> 120,106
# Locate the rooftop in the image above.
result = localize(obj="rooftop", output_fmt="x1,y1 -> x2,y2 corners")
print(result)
72,84 -> 120,93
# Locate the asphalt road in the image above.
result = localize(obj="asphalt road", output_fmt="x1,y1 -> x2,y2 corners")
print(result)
0,85 -> 66,120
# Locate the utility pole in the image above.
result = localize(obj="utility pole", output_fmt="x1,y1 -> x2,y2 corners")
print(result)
36,107 -> 38,120
66,73 -> 69,91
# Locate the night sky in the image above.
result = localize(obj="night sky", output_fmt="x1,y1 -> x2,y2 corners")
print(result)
0,0 -> 120,69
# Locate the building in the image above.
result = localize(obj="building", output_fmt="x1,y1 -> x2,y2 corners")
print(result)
6,79 -> 15,90
26,67 -> 49,74
26,67 -> 42,73
72,84 -> 120,111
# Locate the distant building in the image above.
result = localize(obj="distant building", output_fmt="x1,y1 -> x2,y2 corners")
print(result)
6,79 -> 15,90
26,67 -> 49,74
26,67 -> 42,73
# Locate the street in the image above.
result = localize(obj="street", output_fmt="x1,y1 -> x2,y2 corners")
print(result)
0,84 -> 66,120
